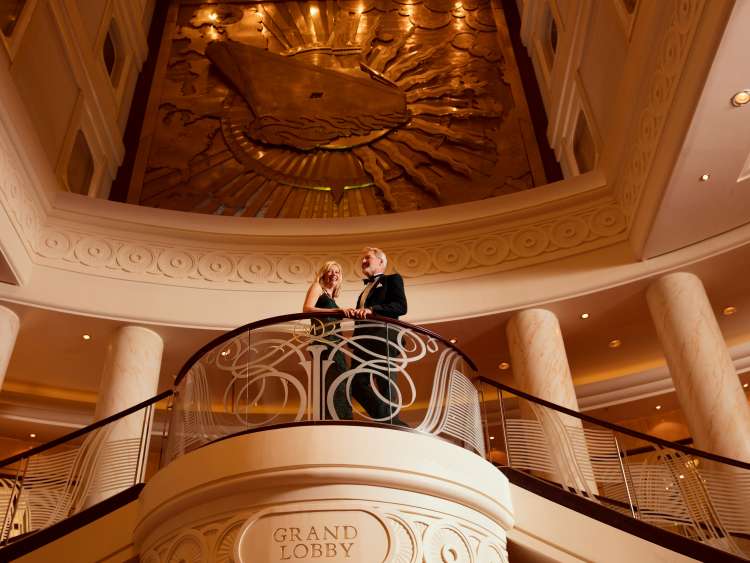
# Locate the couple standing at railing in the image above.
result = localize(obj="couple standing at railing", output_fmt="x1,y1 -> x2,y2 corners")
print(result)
302,247 -> 408,425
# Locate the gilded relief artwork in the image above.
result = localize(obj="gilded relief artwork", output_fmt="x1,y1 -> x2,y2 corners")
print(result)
129,0 -> 545,218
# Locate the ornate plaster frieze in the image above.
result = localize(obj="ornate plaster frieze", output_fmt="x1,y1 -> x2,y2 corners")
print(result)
0,115 -> 45,256
140,502 -> 508,563
614,0 -> 707,219
32,200 -> 626,288
34,191 -> 627,289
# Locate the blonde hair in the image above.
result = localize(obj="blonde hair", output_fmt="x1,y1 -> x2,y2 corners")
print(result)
316,260 -> 343,298
362,246 -> 387,268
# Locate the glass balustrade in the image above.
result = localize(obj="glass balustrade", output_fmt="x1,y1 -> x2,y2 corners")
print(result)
478,377 -> 750,560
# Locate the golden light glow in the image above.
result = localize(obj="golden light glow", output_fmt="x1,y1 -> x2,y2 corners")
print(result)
699,173 -> 710,182
580,313 -> 589,319
356,5 -> 365,14
608,339 -> 622,348
743,383 -> 749,389
722,306 -> 737,316
449,338 -> 457,344
655,405 -> 662,410
309,6 -> 319,16
490,436 -> 495,440
208,12 -> 219,21
29,433 -> 37,439
498,362 -> 510,370
731,90 -> 750,107
208,25 -> 219,40
82,334 -> 91,341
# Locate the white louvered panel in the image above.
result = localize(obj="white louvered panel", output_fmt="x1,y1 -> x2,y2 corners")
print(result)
84,438 -> 141,499
21,447 -> 82,531
629,464 -> 694,528
580,427 -> 624,484
441,370 -> 485,457
505,419 -> 555,473
701,468 -> 750,535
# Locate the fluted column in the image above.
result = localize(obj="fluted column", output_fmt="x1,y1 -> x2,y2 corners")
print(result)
646,272 -> 750,463
0,305 -> 19,390
87,326 -> 164,506
507,308 -> 597,494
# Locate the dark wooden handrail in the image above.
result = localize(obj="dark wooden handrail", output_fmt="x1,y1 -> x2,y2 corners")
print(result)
478,376 -> 750,471
174,311 -> 478,385
0,390 -> 173,468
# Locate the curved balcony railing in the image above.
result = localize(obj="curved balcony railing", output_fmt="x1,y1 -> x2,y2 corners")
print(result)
4,314 -> 749,562
164,312 -> 485,463
0,391 -> 171,544
478,377 -> 750,561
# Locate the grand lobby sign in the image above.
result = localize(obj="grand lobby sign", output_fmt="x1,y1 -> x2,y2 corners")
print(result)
236,509 -> 389,562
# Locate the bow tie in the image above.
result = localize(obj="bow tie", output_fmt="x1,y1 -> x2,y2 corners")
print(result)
362,275 -> 382,285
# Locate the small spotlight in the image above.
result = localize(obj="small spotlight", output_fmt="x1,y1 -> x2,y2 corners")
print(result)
309,5 -> 319,15
82,334 -> 91,341
723,306 -> 737,316
29,433 -> 37,439
208,12 -> 218,21
699,173 -> 710,182
679,474 -> 685,479
731,90 -> 750,107
498,362 -> 510,370
580,313 -> 589,319
489,436 -> 495,440
743,383 -> 748,389
655,405 -> 662,410
221,349 -> 230,357
449,338 -> 457,344
608,339 -> 621,348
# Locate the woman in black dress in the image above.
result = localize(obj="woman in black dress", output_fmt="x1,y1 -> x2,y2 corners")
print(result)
302,261 -> 352,420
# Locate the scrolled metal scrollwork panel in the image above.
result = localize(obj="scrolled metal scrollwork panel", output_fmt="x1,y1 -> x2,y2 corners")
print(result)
167,319 -> 484,460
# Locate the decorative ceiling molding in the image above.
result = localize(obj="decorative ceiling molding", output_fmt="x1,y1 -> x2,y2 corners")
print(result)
613,0 -> 707,220
32,198 -> 626,287
577,339 -> 750,411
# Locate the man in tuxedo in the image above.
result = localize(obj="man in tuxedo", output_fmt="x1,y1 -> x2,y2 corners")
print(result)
345,247 -> 408,425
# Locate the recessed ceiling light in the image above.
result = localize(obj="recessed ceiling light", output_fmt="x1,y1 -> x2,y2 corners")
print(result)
449,338 -> 457,344
655,405 -> 662,410
723,306 -> 737,316
490,436 -> 495,440
608,339 -> 621,348
221,349 -> 230,357
731,90 -> 750,107
744,383 -> 749,389
679,474 -> 685,479
82,334 -> 91,341
699,173 -> 710,182
29,433 -> 36,438
498,362 -> 510,370
580,313 -> 589,319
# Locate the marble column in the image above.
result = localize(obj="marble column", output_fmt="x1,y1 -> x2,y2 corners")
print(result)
86,326 -> 164,506
0,305 -> 19,390
646,272 -> 750,463
506,308 -> 598,494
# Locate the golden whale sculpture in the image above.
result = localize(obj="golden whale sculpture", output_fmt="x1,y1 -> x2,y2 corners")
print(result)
206,40 -> 410,151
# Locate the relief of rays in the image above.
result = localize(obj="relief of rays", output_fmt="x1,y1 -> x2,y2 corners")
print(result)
143,0 -> 511,217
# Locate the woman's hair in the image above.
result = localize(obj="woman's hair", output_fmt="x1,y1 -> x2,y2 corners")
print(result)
316,260 -> 343,298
